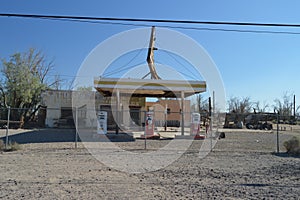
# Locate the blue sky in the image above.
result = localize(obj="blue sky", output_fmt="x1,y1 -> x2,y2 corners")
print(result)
1,0 -> 300,110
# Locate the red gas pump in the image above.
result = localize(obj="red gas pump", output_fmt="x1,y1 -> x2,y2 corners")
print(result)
141,112 -> 160,139
191,113 -> 205,140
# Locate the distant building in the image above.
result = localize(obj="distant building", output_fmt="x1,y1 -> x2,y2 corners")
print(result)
146,99 -> 191,127
41,90 -> 146,129
41,90 -> 193,129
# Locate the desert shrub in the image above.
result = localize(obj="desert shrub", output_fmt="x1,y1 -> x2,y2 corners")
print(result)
283,136 -> 300,154
9,141 -> 21,151
5,141 -> 21,151
0,140 -> 4,151
0,140 -> 21,152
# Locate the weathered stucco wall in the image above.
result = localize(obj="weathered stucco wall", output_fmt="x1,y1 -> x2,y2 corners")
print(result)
41,90 -> 146,128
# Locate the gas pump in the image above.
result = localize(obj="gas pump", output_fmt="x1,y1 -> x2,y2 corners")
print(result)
140,111 -> 160,139
145,112 -> 154,136
191,113 -> 205,139
97,111 -> 107,134
191,113 -> 201,135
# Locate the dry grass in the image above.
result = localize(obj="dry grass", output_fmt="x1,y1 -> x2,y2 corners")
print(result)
0,140 -> 4,151
0,140 -> 21,152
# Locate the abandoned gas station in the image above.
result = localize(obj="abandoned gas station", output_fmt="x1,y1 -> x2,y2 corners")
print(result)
42,26 -> 207,137
94,77 -> 206,136
93,27 -> 207,136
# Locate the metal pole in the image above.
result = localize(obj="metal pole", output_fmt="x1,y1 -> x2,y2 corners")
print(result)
293,95 -> 296,118
276,111 -> 279,153
5,106 -> 10,150
181,91 -> 185,136
213,91 -> 215,114
116,89 -> 120,134
164,103 -> 167,131
209,97 -> 213,151
75,107 -> 78,149
144,111 -> 147,150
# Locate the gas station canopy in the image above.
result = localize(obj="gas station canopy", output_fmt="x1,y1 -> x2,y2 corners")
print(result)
94,78 -> 206,98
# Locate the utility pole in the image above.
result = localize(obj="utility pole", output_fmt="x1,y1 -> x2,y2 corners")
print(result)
294,95 -> 296,117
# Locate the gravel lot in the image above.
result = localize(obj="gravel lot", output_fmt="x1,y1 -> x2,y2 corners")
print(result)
0,128 -> 299,199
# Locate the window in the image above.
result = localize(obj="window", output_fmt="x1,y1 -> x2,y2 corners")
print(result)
167,108 -> 171,114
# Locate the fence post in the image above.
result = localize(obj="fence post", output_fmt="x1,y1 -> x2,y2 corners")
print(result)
209,97 -> 213,152
144,111 -> 147,150
164,104 -> 168,131
75,107 -> 78,149
181,91 -> 185,136
5,106 -> 10,150
276,111 -> 279,153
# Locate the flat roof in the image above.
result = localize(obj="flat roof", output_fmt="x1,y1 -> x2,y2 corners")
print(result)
94,78 -> 206,98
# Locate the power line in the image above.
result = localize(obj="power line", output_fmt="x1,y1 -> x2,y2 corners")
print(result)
38,17 -> 300,35
1,13 -> 300,35
1,13 -> 300,28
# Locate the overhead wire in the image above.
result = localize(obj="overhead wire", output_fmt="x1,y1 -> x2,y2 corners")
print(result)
1,13 -> 300,28
158,49 -> 199,80
154,61 -> 198,80
102,47 -> 147,77
3,13 -> 300,80
1,13 -> 300,35
102,61 -> 147,77
50,18 -> 300,35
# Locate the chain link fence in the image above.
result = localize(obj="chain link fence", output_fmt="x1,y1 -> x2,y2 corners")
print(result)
1,107 -> 299,153
0,106 -> 221,137
1,107 -> 299,132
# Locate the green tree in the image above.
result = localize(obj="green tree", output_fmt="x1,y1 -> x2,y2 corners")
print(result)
0,48 -> 56,124
76,86 -> 93,91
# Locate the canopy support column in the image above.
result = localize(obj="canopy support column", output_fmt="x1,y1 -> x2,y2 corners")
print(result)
116,89 -> 120,134
181,91 -> 185,136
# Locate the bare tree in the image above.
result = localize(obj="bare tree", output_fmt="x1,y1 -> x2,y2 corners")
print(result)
228,96 -> 252,113
273,92 -> 294,116
194,94 -> 209,112
253,100 -> 269,113
296,105 -> 300,119
49,74 -> 63,90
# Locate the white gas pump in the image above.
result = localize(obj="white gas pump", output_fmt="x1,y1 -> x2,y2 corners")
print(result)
191,113 -> 201,135
97,111 -> 107,134
145,112 -> 154,136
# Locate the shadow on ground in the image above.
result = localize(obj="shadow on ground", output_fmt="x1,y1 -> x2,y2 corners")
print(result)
0,129 -> 78,144
0,129 -> 136,144
273,152 -> 300,159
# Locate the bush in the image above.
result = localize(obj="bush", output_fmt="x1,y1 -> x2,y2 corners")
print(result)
9,141 -> 21,151
0,140 -> 21,152
0,140 -> 4,151
283,136 -> 300,154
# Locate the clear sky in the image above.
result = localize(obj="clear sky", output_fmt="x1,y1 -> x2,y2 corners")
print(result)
1,0 -> 300,110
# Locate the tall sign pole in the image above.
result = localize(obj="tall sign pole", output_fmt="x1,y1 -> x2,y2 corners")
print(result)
146,26 -> 160,80
294,95 -> 296,118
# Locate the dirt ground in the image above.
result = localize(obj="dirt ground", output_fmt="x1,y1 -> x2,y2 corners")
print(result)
0,128 -> 300,199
